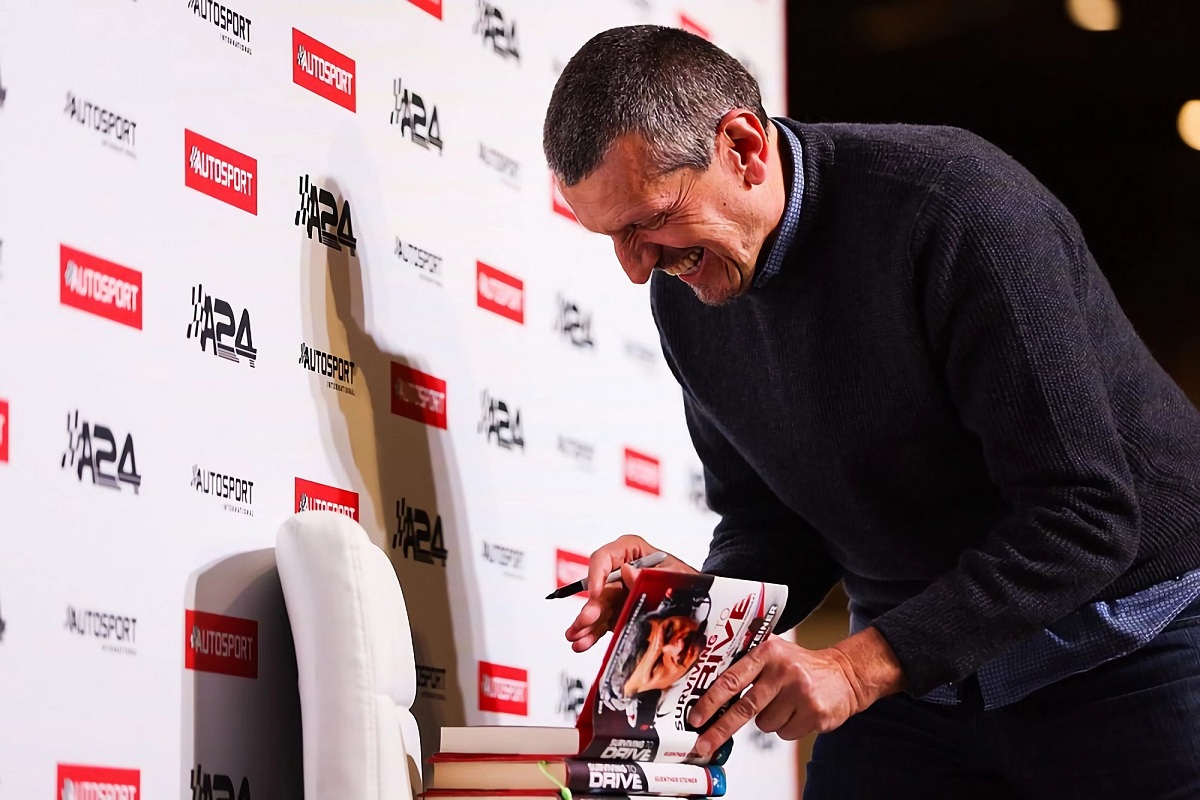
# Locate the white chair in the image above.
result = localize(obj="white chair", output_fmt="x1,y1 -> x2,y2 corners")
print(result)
276,510 -> 422,800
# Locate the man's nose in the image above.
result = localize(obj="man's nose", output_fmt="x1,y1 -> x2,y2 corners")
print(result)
615,239 -> 660,284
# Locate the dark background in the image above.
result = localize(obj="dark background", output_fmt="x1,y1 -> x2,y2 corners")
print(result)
785,0 -> 1200,401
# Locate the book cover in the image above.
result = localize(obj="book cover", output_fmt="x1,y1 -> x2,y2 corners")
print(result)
420,792 -> 633,800
575,569 -> 788,765
428,756 -> 724,796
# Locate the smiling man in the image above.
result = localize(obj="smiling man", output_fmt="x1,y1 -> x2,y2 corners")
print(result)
544,24 -> 1200,799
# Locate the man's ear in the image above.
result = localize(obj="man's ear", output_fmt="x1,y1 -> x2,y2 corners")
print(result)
715,109 -> 771,186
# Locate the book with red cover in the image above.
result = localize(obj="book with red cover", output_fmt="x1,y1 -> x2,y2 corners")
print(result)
427,754 -> 725,796
438,570 -> 788,767
420,792 -> 633,800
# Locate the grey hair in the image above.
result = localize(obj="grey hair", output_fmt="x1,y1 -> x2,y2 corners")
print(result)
543,25 -> 769,187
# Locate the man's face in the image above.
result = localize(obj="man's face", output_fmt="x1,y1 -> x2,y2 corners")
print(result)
622,614 -> 704,696
559,132 -> 765,306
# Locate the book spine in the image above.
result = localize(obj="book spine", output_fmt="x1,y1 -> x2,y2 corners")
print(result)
565,761 -> 726,797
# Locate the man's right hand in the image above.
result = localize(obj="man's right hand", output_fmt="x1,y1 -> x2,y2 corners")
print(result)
565,534 -> 698,652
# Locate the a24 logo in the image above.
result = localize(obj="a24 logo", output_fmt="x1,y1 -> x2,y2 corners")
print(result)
295,174 -> 357,255
61,411 -> 141,493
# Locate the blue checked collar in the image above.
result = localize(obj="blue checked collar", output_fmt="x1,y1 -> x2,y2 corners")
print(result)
752,119 -> 805,290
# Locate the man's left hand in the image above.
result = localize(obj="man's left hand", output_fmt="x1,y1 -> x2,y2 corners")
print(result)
687,627 -> 906,758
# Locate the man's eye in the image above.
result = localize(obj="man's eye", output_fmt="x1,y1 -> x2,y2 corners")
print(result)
631,214 -> 666,233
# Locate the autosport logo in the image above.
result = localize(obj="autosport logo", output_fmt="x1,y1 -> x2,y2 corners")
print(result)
551,175 -> 579,223
295,477 -> 359,521
624,448 -> 661,496
476,261 -> 524,324
0,398 -> 8,463
478,661 -> 528,716
60,245 -> 143,330
407,0 -> 442,20
555,549 -> 588,597
58,764 -> 141,800
63,92 -> 137,157
187,0 -> 252,55
391,362 -> 447,429
292,28 -> 356,112
185,609 -> 258,679
679,13 -> 710,39
184,129 -> 257,214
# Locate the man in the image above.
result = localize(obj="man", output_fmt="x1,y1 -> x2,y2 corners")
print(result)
543,25 -> 1200,799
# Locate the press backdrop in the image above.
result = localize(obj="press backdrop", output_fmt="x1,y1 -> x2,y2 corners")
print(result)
0,1 -> 794,797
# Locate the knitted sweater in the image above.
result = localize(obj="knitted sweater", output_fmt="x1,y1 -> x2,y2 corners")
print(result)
651,120 -> 1200,695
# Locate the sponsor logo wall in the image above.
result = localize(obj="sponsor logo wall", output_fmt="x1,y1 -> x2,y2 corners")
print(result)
0,2 -> 792,798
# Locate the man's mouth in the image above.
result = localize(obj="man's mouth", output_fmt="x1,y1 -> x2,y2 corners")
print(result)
662,247 -> 704,278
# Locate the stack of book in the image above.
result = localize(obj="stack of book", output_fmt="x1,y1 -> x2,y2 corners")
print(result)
422,569 -> 789,799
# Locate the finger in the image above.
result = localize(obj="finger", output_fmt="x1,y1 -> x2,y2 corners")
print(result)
688,647 -> 766,728
695,682 -> 778,759
572,631 -> 603,652
567,617 -> 609,652
754,697 -> 796,735
587,535 -> 648,598
566,583 -> 624,642
620,562 -> 641,589
565,599 -> 604,639
776,711 -> 811,742
587,550 -> 617,599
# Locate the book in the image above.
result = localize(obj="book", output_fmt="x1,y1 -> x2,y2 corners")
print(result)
440,726 -> 580,757
420,792 -> 634,800
439,570 -> 788,767
428,756 -> 726,796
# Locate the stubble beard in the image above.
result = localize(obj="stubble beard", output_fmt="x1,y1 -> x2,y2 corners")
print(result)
690,259 -> 751,307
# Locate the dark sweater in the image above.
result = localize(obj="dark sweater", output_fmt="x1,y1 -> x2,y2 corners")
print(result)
652,120 -> 1200,696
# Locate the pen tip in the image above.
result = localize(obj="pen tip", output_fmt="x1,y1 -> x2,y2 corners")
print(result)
544,591 -> 557,600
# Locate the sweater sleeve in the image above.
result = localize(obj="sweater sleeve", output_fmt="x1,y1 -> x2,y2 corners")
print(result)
663,347 -> 843,631
871,155 -> 1141,696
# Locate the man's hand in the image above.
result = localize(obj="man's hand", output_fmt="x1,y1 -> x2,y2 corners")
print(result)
687,628 -> 906,757
565,534 -> 698,653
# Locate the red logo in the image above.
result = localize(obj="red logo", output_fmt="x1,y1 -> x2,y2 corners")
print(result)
478,661 -> 528,715
58,764 -> 141,800
0,399 -> 8,463
476,261 -> 524,324
60,245 -> 143,330
391,363 -> 448,429
292,28 -> 356,112
624,448 -> 661,496
407,0 -> 442,19
184,129 -> 257,215
295,477 -> 360,521
551,175 -> 579,224
185,610 -> 258,679
679,13 -> 710,40
555,549 -> 589,597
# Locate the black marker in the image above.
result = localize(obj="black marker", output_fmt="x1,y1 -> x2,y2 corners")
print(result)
545,551 -> 668,599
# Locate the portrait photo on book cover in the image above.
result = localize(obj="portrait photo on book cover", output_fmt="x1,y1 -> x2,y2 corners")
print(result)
599,580 -> 713,731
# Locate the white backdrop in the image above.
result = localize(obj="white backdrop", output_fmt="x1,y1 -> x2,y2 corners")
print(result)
0,1 -> 794,797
